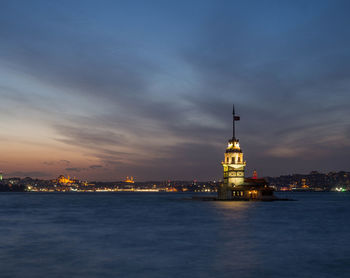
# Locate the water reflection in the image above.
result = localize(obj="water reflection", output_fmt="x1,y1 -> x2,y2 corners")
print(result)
212,201 -> 251,218
208,201 -> 262,277
0,192 -> 349,278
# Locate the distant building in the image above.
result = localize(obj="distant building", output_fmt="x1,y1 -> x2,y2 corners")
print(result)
54,175 -> 76,185
218,105 -> 274,200
124,176 -> 135,183
0,172 -> 2,181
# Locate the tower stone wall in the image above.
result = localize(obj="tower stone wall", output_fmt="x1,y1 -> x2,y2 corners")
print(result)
218,139 -> 246,200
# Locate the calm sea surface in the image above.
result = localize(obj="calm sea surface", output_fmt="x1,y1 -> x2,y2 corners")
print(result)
0,192 -> 349,278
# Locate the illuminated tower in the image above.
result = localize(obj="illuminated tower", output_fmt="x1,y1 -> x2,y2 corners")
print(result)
218,105 -> 246,200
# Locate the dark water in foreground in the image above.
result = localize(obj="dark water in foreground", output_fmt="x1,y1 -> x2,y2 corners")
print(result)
0,192 -> 349,278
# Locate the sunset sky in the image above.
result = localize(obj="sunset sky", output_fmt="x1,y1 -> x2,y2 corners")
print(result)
1,0 -> 350,181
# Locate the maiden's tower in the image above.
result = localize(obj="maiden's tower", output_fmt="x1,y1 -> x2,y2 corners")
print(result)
218,105 -> 274,200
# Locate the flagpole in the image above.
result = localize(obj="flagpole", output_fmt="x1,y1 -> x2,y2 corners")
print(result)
232,104 -> 235,140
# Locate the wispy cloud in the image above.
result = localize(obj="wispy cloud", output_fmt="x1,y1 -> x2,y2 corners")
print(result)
89,165 -> 103,169
7,171 -> 51,178
65,167 -> 85,172
43,160 -> 70,166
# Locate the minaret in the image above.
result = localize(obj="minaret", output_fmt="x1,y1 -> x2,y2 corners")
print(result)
218,105 -> 246,200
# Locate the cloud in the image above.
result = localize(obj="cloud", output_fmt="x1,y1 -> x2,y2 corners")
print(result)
89,165 -> 103,169
54,124 -> 125,148
7,171 -> 51,178
65,167 -> 85,172
43,160 -> 70,166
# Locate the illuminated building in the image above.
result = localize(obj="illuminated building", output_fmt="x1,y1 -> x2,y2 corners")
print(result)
218,105 -> 274,200
56,175 -> 74,184
124,176 -> 135,183
0,172 -> 2,181
252,170 -> 258,179
301,178 -> 309,189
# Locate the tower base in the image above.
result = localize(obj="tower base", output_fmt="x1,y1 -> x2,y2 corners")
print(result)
218,178 -> 275,201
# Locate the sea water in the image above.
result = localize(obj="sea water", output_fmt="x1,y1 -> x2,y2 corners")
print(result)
0,192 -> 349,278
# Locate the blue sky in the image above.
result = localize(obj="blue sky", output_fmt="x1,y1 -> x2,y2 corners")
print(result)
0,0 -> 350,180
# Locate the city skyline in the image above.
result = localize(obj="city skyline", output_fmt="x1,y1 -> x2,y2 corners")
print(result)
1,0 -> 350,181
